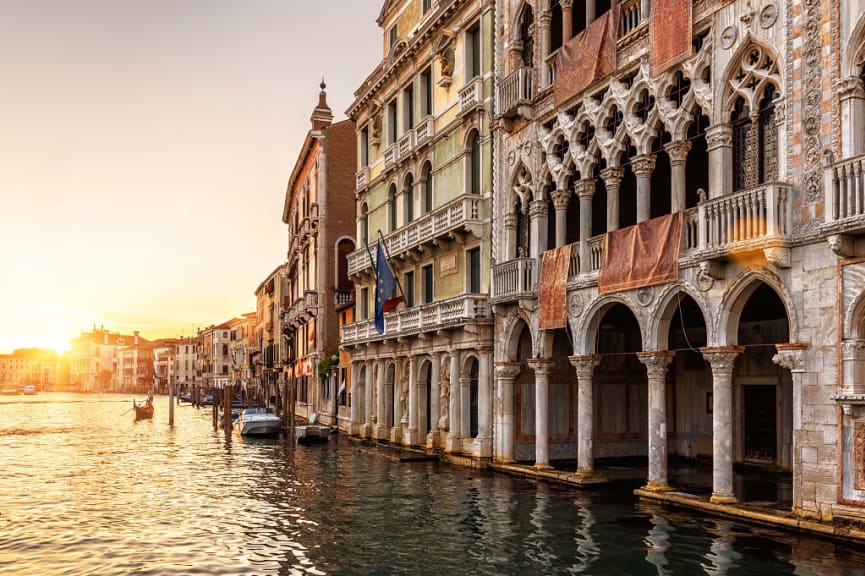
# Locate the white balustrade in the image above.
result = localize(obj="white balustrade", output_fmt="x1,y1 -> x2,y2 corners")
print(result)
356,167 -> 368,189
415,116 -> 434,146
498,67 -> 535,118
459,77 -> 482,114
491,258 -> 536,301
826,154 -> 865,223
398,130 -> 415,159
698,183 -> 790,250
619,0 -> 642,36
383,144 -> 397,170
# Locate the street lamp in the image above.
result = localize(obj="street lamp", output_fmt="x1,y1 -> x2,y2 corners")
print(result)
329,353 -> 339,432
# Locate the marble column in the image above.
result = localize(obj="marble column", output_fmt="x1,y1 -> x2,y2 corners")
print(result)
640,0 -> 649,22
495,362 -> 521,463
570,355 -> 600,477
586,0 -> 596,26
505,212 -> 519,260
841,339 -> 865,395
772,344 -> 807,514
349,362 -> 360,435
527,358 -> 553,469
364,361 -> 374,438
406,355 -> 419,445
538,11 -> 552,87
374,359 -> 387,439
446,353 -> 461,452
637,351 -> 675,491
551,189 -> 571,249
601,166 -> 624,232
838,77 -> 865,157
701,347 -> 743,504
561,0 -> 574,41
665,140 -> 691,213
529,198 -> 549,260
477,350 -> 493,457
576,179 -> 595,273
428,353 -> 441,447
632,154 -> 656,223
706,124 -> 733,200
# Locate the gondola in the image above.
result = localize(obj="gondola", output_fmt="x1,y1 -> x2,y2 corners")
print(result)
133,399 -> 154,421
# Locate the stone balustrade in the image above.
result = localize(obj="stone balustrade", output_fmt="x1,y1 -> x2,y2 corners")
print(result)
618,0 -> 643,37
356,167 -> 369,189
491,257 -> 536,303
415,116 -> 434,147
498,66 -> 535,119
459,77 -> 483,115
341,294 -> 491,345
347,195 -> 483,276
398,130 -> 415,159
825,153 -> 865,232
696,183 -> 791,253
383,144 -> 397,170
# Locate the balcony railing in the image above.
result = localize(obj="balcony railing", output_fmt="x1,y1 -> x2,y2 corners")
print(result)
398,130 -> 415,159
619,0 -> 643,37
347,195 -> 484,276
697,183 -> 791,252
491,257 -> 536,302
341,294 -> 491,345
459,77 -> 483,114
356,167 -> 369,189
383,144 -> 397,170
825,153 -> 865,231
415,116 -> 434,147
498,66 -> 535,119
334,289 -> 353,307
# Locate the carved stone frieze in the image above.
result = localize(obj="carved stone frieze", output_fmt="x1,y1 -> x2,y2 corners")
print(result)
801,0 -> 824,206
772,344 -> 807,373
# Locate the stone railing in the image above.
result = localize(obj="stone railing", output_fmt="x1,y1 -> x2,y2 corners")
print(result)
619,0 -> 643,37
825,153 -> 865,231
697,183 -> 791,252
459,77 -> 483,114
491,257 -> 536,302
415,116 -> 434,147
304,290 -> 318,310
398,130 -> 415,159
681,206 -> 700,252
356,167 -> 369,189
341,294 -> 491,345
347,195 -> 483,276
498,66 -> 535,118
383,144 -> 397,170
334,289 -> 353,307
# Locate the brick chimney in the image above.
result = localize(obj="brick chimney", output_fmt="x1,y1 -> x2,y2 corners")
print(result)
310,79 -> 333,131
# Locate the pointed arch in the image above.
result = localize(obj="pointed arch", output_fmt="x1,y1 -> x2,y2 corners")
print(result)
649,282 -> 714,351
717,269 -> 798,346
575,295 -> 645,355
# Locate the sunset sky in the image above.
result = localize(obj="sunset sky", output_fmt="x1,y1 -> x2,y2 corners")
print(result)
0,1 -> 381,353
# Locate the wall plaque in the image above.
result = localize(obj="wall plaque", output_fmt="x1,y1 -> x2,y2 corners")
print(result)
440,254 -> 457,276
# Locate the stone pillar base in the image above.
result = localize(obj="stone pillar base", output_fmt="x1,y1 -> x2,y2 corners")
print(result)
534,462 -> 553,471
475,436 -> 492,458
373,424 -> 389,440
389,427 -> 403,444
404,428 -> 420,446
426,430 -> 441,449
642,481 -> 674,493
445,433 -> 462,453
360,423 -> 372,438
710,492 -> 737,504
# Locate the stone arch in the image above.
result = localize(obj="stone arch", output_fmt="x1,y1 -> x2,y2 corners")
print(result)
719,36 -> 783,117
461,352 -> 480,379
717,269 -> 798,346
844,289 -> 865,339
576,294 -> 645,355
649,282 -> 714,351
843,12 -> 865,77
507,160 -> 534,206
500,309 -> 537,361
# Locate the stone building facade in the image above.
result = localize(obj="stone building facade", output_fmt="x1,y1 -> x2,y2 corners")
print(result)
254,266 -> 287,406
342,0 -> 496,457
488,0 -> 865,523
282,86 -> 357,428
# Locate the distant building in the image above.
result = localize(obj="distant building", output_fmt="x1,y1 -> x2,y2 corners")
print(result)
174,336 -> 199,394
255,265 -> 288,410
229,313 -> 257,397
198,321 -> 233,391
282,83 -> 356,428
115,332 -> 152,393
69,326 -> 143,392
152,339 -> 180,394
0,348 -> 59,390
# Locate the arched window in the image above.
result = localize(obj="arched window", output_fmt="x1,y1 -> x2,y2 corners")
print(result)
360,203 -> 369,245
387,184 -> 397,232
518,4 -> 534,67
404,174 -> 415,223
468,131 -> 481,195
421,162 -> 433,214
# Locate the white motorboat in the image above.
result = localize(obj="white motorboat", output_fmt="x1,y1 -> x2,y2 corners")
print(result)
236,407 -> 282,436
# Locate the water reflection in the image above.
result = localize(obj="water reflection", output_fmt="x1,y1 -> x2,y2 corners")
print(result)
2,394 -> 865,576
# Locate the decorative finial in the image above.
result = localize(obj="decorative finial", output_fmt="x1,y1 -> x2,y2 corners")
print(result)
320,78 -> 326,92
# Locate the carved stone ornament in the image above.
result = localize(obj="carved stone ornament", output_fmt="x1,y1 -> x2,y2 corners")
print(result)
568,354 -> 600,376
772,344 -> 807,372
759,3 -> 778,28
700,347 -> 744,374
507,150 -> 517,166
526,357 -> 553,376
637,286 -> 654,307
697,261 -> 721,292
721,26 -> 738,50
637,351 -> 675,378
495,362 -> 521,380
828,234 -> 856,258
568,292 -> 584,317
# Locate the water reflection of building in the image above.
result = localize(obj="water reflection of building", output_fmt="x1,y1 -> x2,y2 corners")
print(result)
342,0 -> 495,458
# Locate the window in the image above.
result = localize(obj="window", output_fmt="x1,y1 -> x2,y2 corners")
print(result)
360,126 -> 369,167
222,344 -> 228,356
468,247 -> 481,293
422,0 -> 432,14
403,84 -> 415,130
388,185 -> 397,231
468,131 -> 480,195
405,175 -> 415,223
388,99 -> 398,144
467,22 -> 481,79
422,264 -> 434,304
423,166 -> 433,214
405,271 -> 415,307
360,203 -> 369,245
360,287 -> 369,319
421,67 -> 433,116
389,24 -> 397,50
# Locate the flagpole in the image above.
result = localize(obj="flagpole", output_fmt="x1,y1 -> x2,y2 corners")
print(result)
377,230 -> 407,305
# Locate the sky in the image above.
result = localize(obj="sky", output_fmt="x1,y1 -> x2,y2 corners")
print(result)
0,0 -> 382,353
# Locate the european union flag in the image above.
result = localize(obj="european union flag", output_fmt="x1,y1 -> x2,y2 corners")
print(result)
374,239 -> 396,334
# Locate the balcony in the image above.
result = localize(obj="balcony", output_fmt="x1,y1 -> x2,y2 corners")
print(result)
398,130 -> 415,159
383,144 -> 397,171
618,0 -> 643,37
347,194 -> 484,276
334,289 -> 353,308
415,116 -> 434,148
356,167 -> 369,190
341,294 -> 491,345
824,153 -> 865,236
491,257 -> 536,303
498,67 -> 535,120
459,76 -> 483,115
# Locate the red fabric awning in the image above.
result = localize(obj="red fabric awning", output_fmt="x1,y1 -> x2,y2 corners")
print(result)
599,212 -> 682,294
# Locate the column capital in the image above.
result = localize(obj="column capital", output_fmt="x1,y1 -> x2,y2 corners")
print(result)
772,343 -> 808,373
630,154 -> 656,176
636,351 -> 675,378
574,178 -> 596,198
568,354 -> 600,376
537,10 -> 552,27
560,0 -> 574,8
600,166 -> 624,187
526,357 -> 553,376
495,362 -> 521,380
504,212 -> 520,229
551,188 -> 571,210
664,140 -> 692,165
700,346 -> 744,374
836,76 -> 865,100
842,339 -> 865,359
529,199 -> 549,219
705,123 -> 733,150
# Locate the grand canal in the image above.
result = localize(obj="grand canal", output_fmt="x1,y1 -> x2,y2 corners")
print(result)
2,393 -> 864,575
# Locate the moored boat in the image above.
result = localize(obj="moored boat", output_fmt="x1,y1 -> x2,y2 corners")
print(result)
22,385 -> 37,395
236,407 -> 281,436
133,399 -> 154,421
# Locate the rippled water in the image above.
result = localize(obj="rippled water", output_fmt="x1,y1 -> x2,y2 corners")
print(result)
1,394 -> 864,575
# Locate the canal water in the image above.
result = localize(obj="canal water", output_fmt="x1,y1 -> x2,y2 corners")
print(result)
2,394 -> 864,575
